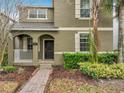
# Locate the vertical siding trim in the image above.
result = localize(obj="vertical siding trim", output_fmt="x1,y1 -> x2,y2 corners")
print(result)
75,33 -> 80,52
75,0 -> 81,18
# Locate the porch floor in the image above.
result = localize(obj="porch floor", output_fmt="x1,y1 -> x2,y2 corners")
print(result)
19,68 -> 52,93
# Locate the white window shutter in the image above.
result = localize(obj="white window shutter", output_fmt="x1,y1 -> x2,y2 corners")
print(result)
75,0 -> 80,18
75,33 -> 80,52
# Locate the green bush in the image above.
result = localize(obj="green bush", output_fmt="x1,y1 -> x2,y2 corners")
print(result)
98,53 -> 118,64
64,53 -> 91,69
79,63 -> 124,79
2,66 -> 17,73
64,52 -> 117,69
1,51 -> 8,66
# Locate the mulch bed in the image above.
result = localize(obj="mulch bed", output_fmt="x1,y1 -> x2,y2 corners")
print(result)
46,66 -> 124,93
50,66 -> 96,84
0,66 -> 36,93
0,67 -> 35,82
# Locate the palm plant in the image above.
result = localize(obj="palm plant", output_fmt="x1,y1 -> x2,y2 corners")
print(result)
90,0 -> 103,62
92,0 -> 124,63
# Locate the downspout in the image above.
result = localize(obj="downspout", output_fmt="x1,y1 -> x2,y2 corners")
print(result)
113,0 -> 119,50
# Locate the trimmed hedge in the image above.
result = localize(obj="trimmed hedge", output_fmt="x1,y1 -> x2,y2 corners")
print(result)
79,63 -> 124,79
64,53 -> 91,69
98,53 -> 118,64
64,52 -> 118,69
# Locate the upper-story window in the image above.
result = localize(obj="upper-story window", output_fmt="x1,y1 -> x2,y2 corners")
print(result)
28,9 -> 47,19
80,0 -> 91,18
75,0 -> 92,19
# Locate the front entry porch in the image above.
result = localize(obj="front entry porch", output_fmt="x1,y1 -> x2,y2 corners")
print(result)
13,34 -> 54,64
38,34 -> 54,61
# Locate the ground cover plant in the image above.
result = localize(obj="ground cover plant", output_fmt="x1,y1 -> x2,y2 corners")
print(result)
79,62 -> 124,79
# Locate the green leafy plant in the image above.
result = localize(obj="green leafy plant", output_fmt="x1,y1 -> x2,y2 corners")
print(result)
2,66 -> 17,73
64,53 -> 91,69
64,52 -> 117,69
98,53 -> 118,64
79,63 -> 124,79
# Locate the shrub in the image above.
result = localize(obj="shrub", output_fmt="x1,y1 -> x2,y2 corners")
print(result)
98,53 -> 118,64
79,63 -> 124,79
64,52 -> 117,69
64,53 -> 91,69
2,66 -> 17,73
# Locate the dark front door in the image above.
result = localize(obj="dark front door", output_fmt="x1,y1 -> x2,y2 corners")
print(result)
44,40 -> 54,59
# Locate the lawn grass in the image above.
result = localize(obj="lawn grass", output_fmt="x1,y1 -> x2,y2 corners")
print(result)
0,81 -> 18,93
47,78 -> 113,93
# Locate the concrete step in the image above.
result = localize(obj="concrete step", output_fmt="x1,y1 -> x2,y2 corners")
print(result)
40,64 -> 52,69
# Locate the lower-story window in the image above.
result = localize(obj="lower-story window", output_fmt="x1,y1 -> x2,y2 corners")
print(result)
27,37 -> 33,50
80,33 -> 89,51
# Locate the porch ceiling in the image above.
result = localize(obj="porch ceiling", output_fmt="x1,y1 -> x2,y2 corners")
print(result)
12,22 -> 58,31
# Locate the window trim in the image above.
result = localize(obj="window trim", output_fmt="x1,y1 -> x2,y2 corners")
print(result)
75,32 -> 90,52
80,0 -> 92,20
28,9 -> 48,20
80,33 -> 89,51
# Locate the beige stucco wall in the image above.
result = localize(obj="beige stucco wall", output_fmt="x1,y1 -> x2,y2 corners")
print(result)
19,7 -> 54,23
9,30 -> 113,65
53,0 -> 112,27
18,0 -> 112,28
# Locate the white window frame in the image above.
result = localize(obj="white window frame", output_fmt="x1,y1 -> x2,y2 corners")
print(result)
79,0 -> 92,20
28,9 -> 48,20
75,32 -> 89,52
80,32 -> 89,51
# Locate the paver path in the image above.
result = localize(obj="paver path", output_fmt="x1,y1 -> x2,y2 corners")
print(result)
19,69 -> 52,93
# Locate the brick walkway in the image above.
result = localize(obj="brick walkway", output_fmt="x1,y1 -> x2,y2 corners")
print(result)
19,69 -> 52,93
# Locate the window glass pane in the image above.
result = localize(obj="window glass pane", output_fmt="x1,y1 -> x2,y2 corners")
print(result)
80,9 -> 90,17
38,10 -> 46,18
80,34 -> 89,51
27,37 -> 33,50
80,0 -> 90,18
81,0 -> 90,9
29,10 -> 37,18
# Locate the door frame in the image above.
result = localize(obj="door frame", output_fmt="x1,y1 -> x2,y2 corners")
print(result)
43,39 -> 54,60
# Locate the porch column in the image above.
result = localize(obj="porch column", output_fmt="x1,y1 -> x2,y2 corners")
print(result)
23,37 -> 27,51
33,37 -> 38,63
15,37 -> 20,49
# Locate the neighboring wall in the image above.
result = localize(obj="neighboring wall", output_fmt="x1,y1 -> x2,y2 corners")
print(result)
19,7 -> 54,23
53,0 -> 112,27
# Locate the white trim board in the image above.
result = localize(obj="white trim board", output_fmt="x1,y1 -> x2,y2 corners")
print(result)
12,27 -> 113,31
55,51 -> 115,55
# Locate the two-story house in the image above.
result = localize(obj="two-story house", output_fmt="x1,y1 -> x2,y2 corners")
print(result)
8,0 -> 113,66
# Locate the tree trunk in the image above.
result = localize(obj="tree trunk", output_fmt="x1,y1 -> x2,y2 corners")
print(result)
118,5 -> 124,63
0,41 -> 7,65
91,1 -> 100,63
